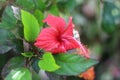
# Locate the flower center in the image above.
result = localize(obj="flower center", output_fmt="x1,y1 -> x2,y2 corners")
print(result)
56,35 -> 62,42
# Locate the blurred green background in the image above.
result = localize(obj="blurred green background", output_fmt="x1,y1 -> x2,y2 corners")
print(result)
0,0 -> 120,80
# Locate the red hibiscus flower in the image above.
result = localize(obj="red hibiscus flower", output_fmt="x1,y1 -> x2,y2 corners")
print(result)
34,14 -> 88,55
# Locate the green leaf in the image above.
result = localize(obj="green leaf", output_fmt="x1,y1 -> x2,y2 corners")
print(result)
34,0 -> 46,11
1,56 -> 24,78
0,29 -> 14,43
57,0 -> 76,13
54,54 -> 98,76
0,6 -> 17,29
15,0 -> 34,10
0,29 -> 23,54
5,68 -> 32,80
12,39 -> 24,53
0,45 -> 12,54
0,29 -> 15,54
34,10 -> 44,27
38,52 -> 60,72
32,58 -> 40,73
21,52 -> 33,57
49,5 -> 59,16
21,10 -> 40,42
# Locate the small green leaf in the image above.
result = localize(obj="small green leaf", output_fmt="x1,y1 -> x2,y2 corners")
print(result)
38,52 -> 60,72
21,10 -> 40,42
21,52 -> 33,57
5,68 -> 32,80
54,54 -> 98,75
34,10 -> 44,26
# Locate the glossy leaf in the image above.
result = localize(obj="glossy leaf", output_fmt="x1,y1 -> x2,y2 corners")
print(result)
38,52 -> 60,72
21,10 -> 40,42
1,56 -> 24,78
0,6 -> 17,29
21,52 -> 33,57
54,54 -> 98,75
5,68 -> 32,80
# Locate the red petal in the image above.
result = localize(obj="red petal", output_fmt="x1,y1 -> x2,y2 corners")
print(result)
50,44 -> 66,54
62,35 -> 89,58
61,36 -> 80,51
36,27 -> 58,41
34,27 -> 66,53
34,27 -> 59,52
43,14 -> 66,33
63,17 -> 74,36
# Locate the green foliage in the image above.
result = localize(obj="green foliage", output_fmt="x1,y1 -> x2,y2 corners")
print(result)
21,52 -> 33,58
0,29 -> 14,54
1,56 -> 24,78
65,0 -> 76,12
0,45 -> 12,54
15,0 -> 34,10
0,29 -> 14,44
21,10 -> 40,42
49,5 -> 59,16
5,68 -> 32,80
34,10 -> 44,27
32,58 -> 40,73
0,6 -> 17,29
2,0 -> 119,80
54,54 -> 98,75
102,1 -> 120,34
34,0 -> 46,11
38,52 -> 60,72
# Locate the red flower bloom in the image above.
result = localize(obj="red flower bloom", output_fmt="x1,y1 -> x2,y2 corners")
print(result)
34,14 -> 88,55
